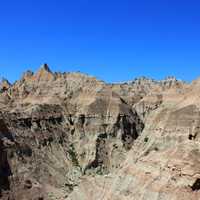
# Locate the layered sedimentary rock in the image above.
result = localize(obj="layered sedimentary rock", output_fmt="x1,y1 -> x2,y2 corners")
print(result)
0,64 -> 199,200
0,64 -> 144,199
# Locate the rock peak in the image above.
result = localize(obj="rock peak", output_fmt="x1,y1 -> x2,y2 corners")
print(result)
1,77 -> 10,84
35,63 -> 54,81
0,77 -> 11,90
40,63 -> 52,73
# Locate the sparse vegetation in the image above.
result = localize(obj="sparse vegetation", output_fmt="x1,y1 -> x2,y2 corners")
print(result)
68,144 -> 79,167
144,137 -> 149,143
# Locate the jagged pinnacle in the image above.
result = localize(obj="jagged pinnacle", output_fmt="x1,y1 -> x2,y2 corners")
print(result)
40,63 -> 52,73
0,77 -> 11,90
0,77 -> 11,85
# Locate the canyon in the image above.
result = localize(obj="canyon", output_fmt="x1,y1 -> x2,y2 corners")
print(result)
0,64 -> 200,200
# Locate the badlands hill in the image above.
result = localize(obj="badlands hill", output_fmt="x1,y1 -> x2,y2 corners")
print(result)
0,64 -> 200,200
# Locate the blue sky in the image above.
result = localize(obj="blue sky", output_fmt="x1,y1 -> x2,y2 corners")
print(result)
0,0 -> 200,83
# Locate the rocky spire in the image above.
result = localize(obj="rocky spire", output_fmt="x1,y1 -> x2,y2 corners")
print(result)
39,63 -> 52,73
0,77 -> 11,91
22,70 -> 34,81
35,63 -> 54,81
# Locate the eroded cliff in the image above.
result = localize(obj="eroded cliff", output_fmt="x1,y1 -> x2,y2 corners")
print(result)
1,64 -> 199,200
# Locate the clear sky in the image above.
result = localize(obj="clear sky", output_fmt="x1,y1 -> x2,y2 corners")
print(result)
0,0 -> 200,83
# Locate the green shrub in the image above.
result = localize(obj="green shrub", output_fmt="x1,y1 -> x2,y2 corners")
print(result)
144,137 -> 149,143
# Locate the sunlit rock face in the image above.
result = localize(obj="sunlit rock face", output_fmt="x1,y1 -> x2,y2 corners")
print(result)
1,64 -> 200,200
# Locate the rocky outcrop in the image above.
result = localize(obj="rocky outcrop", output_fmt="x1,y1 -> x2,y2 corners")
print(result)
1,64 -> 200,200
0,78 -> 11,92
0,65 -> 146,199
67,82 -> 200,200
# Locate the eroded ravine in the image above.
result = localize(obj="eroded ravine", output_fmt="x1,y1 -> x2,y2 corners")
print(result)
1,64 -> 196,200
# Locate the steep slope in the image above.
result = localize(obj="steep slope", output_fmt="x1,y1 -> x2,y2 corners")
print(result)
67,79 -> 200,200
0,65 -> 145,199
1,64 -> 198,200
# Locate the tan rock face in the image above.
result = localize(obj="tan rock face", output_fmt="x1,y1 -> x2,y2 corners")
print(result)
1,65 -> 200,200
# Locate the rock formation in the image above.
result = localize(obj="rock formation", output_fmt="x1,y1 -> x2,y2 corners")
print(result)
0,64 -> 199,199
